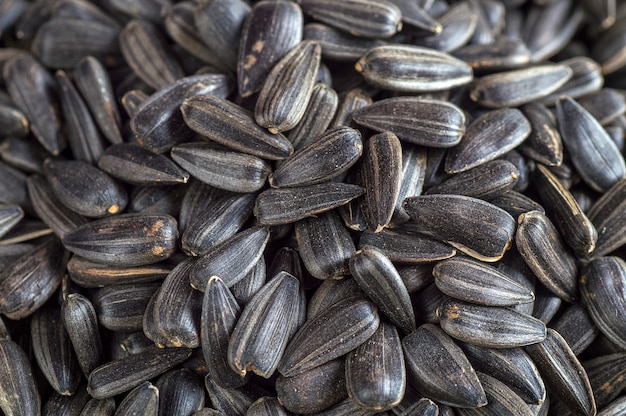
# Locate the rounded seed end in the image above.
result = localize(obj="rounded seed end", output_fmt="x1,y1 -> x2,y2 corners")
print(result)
107,204 -> 120,214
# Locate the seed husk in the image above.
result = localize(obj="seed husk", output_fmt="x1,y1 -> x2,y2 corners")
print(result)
0,237 -> 67,320
452,38 -> 531,72
190,226 -> 270,290
254,182 -> 365,226
416,2 -> 478,53
295,210 -> 355,280
551,303 -> 599,356
534,163 -> 598,257
518,103 -> 563,167
580,257 -> 626,350
0,340 -> 41,416
516,210 -> 578,302
93,282 -> 160,332
230,257 -> 267,307
246,397 -> 288,416
228,272 -> 301,378
61,293 -> 104,377
525,328 -> 596,416
578,88 -> 626,126
88,346 -> 192,399
61,213 -> 179,267
433,257 -> 534,306
255,40 -> 321,133
237,0 -> 303,97
180,94 -> 293,160
349,248 -> 415,334
270,126 -> 363,188
438,299 -> 547,348
445,108 -> 531,174
304,23 -> 387,61
331,87 -> 373,128
0,203 -> 23,239
352,96 -> 466,148
583,353 -> 626,409
0,104 -> 28,139
345,321 -> 406,411
156,369 -> 205,416
469,64 -> 573,108
201,276 -> 247,389
74,56 -> 123,145
119,19 -> 185,90
359,227 -> 457,263
355,45 -> 473,92
462,343 -> 545,405
537,57 -> 604,105
204,374 -> 255,416
287,82 -> 339,151
403,194 -> 516,262
557,96 -> 626,193
486,190 -> 546,219
194,0 -> 250,71
456,372 -> 534,416
3,53 -> 64,155
31,308 -> 82,396
402,323 -> 487,408
0,136 -> 47,175
278,295 -> 379,378
299,0 -> 402,39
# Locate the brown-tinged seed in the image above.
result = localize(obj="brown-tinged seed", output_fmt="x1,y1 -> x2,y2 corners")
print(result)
237,0 -> 303,97
438,299 -> 547,348
402,323 -> 487,408
61,213 -> 179,267
255,40 -> 321,133
525,328 -> 596,416
583,353 -> 626,409
352,96 -> 466,148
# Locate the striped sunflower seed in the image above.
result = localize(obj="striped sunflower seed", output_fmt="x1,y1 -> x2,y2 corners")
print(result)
180,94 -> 293,160
237,0 -> 303,97
255,40 -> 321,133
113,382 -> 159,416
345,321 -> 406,411
388,0 -> 441,34
155,369 -> 205,416
516,210 -> 578,302
550,303 -> 599,356
0,136 -> 47,174
587,178 -> 626,258
416,2 -> 478,53
403,194 -> 516,262
0,340 -> 40,416
349,248 -> 416,334
438,299 -> 547,348
0,104 -> 28,138
355,44 -> 473,92
456,372 -> 534,416
433,257 -> 534,306
518,103 -> 563,167
93,282 -> 160,332
61,213 -> 179,267
287,82 -> 339,150
204,374 -> 255,416
402,323 -> 487,408
0,203 -> 23,239
331,88 -> 373,128
445,108 -> 531,174
299,0 -> 402,39
537,57 -> 604,105
359,227 -> 456,263
583,353 -> 626,409
578,88 -> 626,126
304,23 -> 386,61
352,96 -> 466,148
525,329 -> 596,416
453,38 -> 530,72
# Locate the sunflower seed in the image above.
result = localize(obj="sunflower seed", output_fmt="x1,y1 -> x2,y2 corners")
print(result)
271,126 -> 362,188
0,237 -> 67,319
287,82 -> 339,150
403,194 -> 516,262
331,88 -> 373,128
453,38 -> 530,72
0,203 -> 22,239
583,353 -> 626,409
538,56 -> 604,105
180,94 -> 293,160
352,96 -> 466,148
445,108 -> 531,174
525,328 -> 596,416
0,104 -> 28,138
416,2 -> 478,52
31,308 -> 82,396
299,0 -> 402,39
254,182 -> 364,225
255,40 -> 321,133
119,19 -> 184,90
516,210 -> 578,302
359,227 -> 456,263
518,103 -> 563,167
304,23 -> 386,61
557,96 -> 626,192
231,257 -> 267,307
204,374 -> 255,416
88,346 -> 192,399
355,45 -> 473,92
121,89 -> 149,118
456,372 -> 534,416
578,89 -> 626,126
550,303 -> 599,356
403,323 -> 487,408
62,213 -> 179,267
156,369 -> 205,416
345,321 -> 405,411
438,298 -> 547,348
593,18 -> 626,74
349,248 -> 415,334
0,136 -> 48,174
93,282 -> 160,332
43,387 -> 90,416
486,190 -> 545,219
278,295 -> 379,377
228,271 -> 301,378
128,185 -> 186,216
0,340 -> 41,416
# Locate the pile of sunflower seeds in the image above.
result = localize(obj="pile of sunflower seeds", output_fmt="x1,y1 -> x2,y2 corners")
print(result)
2,0 -> 626,414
